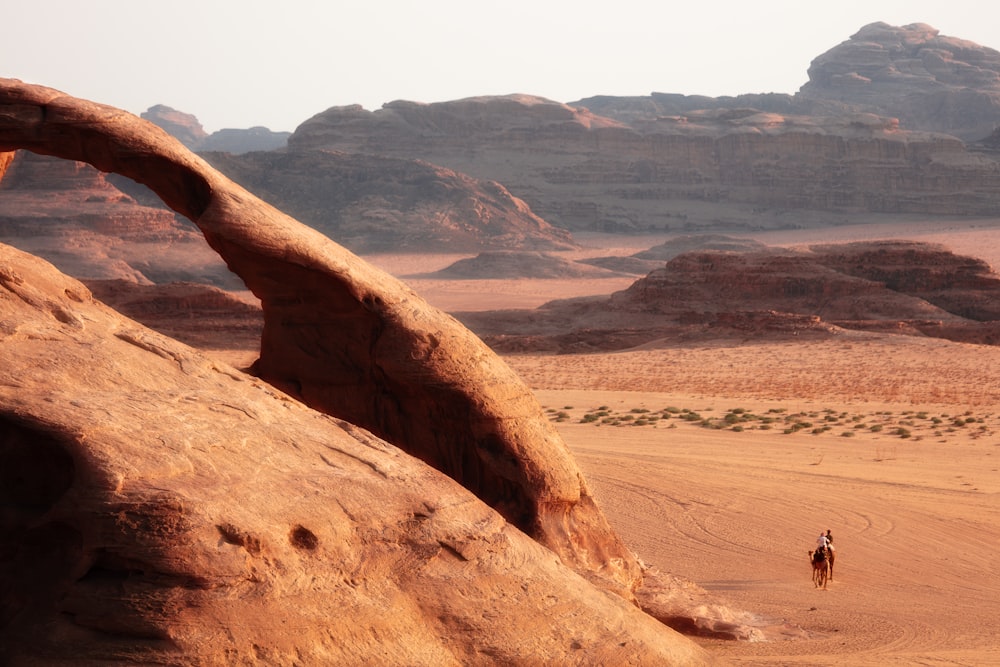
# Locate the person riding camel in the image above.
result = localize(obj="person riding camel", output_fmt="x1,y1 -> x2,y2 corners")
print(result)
814,532 -> 830,562
825,529 -> 835,553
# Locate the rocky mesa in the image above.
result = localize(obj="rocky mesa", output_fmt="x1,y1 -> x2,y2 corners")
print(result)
458,240 -> 1000,352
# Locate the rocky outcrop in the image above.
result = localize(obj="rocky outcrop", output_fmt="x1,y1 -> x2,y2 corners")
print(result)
0,151 -> 180,238
201,149 -> 577,253
799,22 -> 1000,141
0,151 -> 236,286
583,23 -> 1000,143
199,127 -> 290,154
288,93 -> 1000,233
141,104 -> 209,149
0,79 -> 724,662
0,243 -> 716,665
143,105 -> 290,154
425,250 -> 622,279
458,241 -> 1000,351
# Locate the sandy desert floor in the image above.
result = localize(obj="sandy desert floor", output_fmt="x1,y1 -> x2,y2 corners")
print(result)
365,219 -> 1000,665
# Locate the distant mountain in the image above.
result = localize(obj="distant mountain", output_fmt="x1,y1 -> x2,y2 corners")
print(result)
200,149 -> 577,253
288,90 -> 1000,234
578,22 -> 1000,143
11,22 -> 1000,268
142,104 -> 289,153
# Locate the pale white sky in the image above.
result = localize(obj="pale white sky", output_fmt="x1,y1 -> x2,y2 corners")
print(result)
3,1 -> 997,133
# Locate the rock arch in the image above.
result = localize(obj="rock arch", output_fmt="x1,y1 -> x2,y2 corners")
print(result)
0,78 -> 639,596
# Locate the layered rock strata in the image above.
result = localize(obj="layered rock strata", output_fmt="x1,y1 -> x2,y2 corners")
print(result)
289,94 -> 1000,233
459,241 -> 1000,351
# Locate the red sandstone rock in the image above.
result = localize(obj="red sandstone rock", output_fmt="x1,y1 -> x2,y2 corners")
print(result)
0,79 -> 721,663
0,243 -> 717,665
458,241 -> 1000,352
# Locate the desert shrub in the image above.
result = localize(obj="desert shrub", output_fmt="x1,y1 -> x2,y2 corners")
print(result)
841,431 -> 855,437
580,414 -> 600,423
663,406 -> 681,414
870,424 -> 883,432
630,408 -> 649,414
732,425 -> 744,432
553,411 -> 570,422
895,427 -> 911,438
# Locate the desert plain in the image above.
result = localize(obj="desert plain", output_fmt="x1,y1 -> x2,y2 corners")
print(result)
355,219 -> 1000,666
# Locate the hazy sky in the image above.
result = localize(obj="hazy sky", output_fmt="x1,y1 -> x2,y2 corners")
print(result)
3,1 -> 997,133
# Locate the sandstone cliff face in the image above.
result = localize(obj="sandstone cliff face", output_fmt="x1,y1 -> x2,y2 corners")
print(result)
0,79 -> 721,663
288,93 -> 1000,233
202,149 -> 577,253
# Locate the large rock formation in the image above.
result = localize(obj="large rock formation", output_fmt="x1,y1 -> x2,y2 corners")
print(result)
0,242 -> 716,665
201,149 -> 577,253
288,93 -> 1000,233
798,22 -> 1000,141
0,78 -> 723,663
143,104 -> 290,153
582,23 -> 1000,143
459,241 -> 1000,352
0,151 -> 236,286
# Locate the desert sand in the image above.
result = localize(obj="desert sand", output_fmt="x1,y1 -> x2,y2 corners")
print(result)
367,219 -> 1000,666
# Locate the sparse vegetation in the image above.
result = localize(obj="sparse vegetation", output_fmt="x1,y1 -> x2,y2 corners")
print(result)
548,402 -> 997,446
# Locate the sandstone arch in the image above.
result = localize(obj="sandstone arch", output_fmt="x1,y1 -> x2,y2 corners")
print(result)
0,241 -> 716,664
0,78 -> 638,596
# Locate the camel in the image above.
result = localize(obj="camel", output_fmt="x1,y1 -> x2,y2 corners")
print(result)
809,549 -> 830,589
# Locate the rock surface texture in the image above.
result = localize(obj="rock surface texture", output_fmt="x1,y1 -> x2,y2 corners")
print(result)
0,79 -> 718,664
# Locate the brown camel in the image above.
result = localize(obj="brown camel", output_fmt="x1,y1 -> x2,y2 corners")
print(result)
809,550 -> 830,589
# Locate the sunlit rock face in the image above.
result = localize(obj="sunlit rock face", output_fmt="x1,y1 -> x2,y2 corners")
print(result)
0,243 -> 718,665
0,78 -> 724,664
